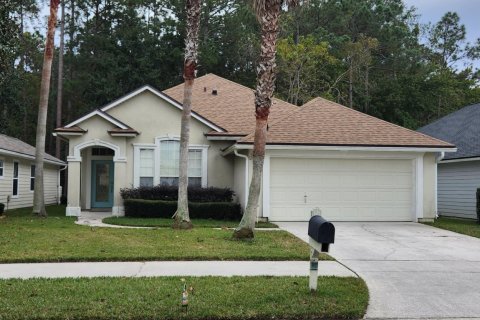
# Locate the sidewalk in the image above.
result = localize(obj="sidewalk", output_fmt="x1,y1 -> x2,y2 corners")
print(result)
0,261 -> 356,279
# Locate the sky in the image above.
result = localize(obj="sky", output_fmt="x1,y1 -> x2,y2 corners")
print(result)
403,0 -> 480,69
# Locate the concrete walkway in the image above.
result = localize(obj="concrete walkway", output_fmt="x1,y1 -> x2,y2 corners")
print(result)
278,221 -> 480,320
75,211 -> 155,229
0,261 -> 356,279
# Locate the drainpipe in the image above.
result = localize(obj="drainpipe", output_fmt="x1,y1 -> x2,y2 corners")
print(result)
434,152 -> 445,218
234,149 -> 249,209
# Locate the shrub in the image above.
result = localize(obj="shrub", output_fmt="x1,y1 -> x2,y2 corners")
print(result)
477,188 -> 480,224
120,185 -> 235,203
0,203 -> 4,215
124,199 -> 242,220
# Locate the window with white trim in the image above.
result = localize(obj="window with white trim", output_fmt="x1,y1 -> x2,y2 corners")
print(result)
159,140 -> 205,187
0,160 -> 4,177
187,149 -> 202,187
159,140 -> 180,186
133,138 -> 208,188
30,165 -> 35,191
12,161 -> 19,196
139,149 -> 154,187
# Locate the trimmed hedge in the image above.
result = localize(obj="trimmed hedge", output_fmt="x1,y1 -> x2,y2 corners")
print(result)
120,185 -> 234,203
124,199 -> 242,220
477,188 -> 480,224
0,203 -> 4,215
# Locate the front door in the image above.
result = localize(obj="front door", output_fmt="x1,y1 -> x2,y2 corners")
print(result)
91,160 -> 114,208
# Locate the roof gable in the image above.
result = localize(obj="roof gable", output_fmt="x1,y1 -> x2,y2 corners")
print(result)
163,74 -> 299,135
418,103 -> 480,159
65,109 -> 130,129
61,85 -> 225,132
239,97 -> 454,149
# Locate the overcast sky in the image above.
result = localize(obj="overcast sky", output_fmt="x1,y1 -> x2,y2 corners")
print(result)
404,0 -> 480,69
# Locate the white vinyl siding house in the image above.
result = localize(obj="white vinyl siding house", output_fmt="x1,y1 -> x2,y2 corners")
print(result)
437,160 -> 480,219
0,134 -> 65,211
0,155 -> 61,210
418,103 -> 480,220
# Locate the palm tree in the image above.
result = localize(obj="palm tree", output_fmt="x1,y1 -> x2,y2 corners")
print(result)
33,0 -> 60,217
173,0 -> 202,229
233,0 -> 298,239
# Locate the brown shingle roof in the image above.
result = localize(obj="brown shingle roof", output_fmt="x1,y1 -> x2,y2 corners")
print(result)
163,74 -> 298,135
54,126 -> 87,133
0,134 -> 65,164
239,97 -> 455,148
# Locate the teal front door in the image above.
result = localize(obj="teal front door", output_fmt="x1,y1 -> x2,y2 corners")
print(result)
91,160 -> 114,208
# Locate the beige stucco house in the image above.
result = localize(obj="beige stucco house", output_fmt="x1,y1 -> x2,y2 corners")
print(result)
54,74 -> 455,222
0,134 -> 65,210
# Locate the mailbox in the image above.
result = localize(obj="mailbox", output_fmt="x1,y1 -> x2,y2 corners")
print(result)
308,215 -> 335,252
308,214 -> 335,292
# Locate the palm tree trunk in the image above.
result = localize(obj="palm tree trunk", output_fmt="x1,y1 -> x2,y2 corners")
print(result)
33,0 -> 60,217
233,0 -> 281,239
173,0 -> 201,229
56,0 -> 65,159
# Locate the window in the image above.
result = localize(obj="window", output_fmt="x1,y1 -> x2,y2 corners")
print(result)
92,147 -> 114,156
133,139 -> 208,188
159,140 -> 205,187
30,165 -> 35,191
139,149 -> 154,187
188,149 -> 202,187
159,140 -> 180,186
12,161 -> 18,196
0,160 -> 3,177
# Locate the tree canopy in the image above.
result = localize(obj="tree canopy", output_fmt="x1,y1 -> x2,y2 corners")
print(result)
1,0 -> 479,157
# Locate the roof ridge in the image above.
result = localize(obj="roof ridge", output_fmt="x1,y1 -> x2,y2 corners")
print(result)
304,96 -> 453,146
418,102 -> 480,131
189,73 -> 299,108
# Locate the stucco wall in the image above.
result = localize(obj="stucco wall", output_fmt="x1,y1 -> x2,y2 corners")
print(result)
65,91 -> 235,212
423,153 -> 437,220
0,154 -> 60,210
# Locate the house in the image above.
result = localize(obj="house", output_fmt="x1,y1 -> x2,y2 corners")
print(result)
418,103 -> 480,219
54,74 -> 455,222
0,134 -> 65,210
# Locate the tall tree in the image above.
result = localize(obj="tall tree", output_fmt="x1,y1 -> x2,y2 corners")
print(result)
56,0 -> 65,159
173,0 -> 202,229
33,0 -> 60,217
233,0 -> 298,239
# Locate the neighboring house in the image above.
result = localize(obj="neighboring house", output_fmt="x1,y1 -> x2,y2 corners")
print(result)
0,134 -> 65,210
54,74 -> 455,222
418,103 -> 480,219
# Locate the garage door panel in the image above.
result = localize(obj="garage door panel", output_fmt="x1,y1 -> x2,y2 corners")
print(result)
270,158 -> 413,221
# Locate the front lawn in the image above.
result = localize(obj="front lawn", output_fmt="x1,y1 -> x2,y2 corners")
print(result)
103,216 -> 278,228
0,276 -> 368,320
424,216 -> 480,238
0,205 -> 326,263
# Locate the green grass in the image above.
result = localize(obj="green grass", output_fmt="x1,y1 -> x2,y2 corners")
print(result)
424,216 -> 480,238
0,205 -> 329,263
103,216 -> 279,228
0,276 -> 368,320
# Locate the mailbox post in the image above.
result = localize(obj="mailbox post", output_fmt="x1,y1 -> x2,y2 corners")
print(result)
308,212 -> 335,292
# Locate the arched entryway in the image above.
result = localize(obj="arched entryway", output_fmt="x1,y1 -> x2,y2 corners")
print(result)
66,139 -> 126,216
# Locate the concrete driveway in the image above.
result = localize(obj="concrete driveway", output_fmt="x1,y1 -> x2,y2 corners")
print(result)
277,222 -> 480,320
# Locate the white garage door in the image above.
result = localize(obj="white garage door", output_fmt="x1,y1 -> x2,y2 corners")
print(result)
269,158 -> 414,221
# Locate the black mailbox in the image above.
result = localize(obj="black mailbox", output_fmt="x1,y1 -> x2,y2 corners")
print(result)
308,215 -> 335,252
